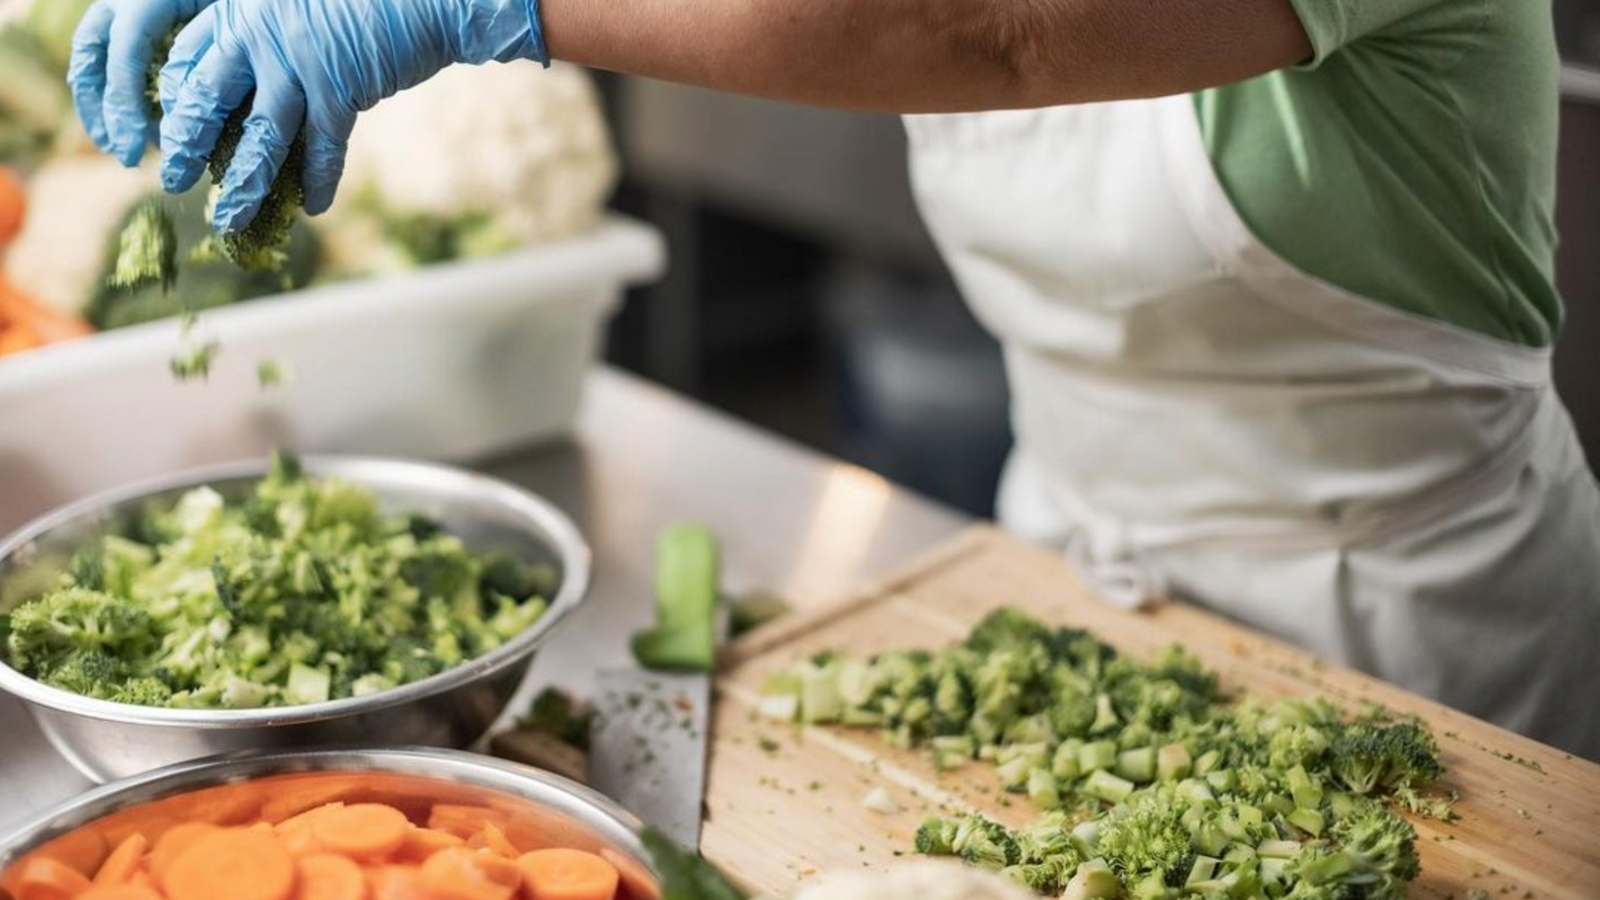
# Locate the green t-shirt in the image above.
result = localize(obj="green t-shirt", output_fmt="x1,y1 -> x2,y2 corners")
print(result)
1195,0 -> 1562,347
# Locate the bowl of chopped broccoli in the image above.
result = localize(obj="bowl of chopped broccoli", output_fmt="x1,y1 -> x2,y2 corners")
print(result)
0,452 -> 591,782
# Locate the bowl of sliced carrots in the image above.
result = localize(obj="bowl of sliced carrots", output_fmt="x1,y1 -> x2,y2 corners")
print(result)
0,747 -> 660,900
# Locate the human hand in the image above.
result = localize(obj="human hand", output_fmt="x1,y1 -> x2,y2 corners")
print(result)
69,0 -> 220,167
156,0 -> 547,231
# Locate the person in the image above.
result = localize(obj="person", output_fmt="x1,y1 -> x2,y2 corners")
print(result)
69,0 -> 1600,758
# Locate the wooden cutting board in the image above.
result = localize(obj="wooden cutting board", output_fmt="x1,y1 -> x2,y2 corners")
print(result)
700,527 -> 1600,899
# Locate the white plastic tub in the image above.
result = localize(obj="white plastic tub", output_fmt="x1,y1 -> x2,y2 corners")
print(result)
0,216 -> 665,534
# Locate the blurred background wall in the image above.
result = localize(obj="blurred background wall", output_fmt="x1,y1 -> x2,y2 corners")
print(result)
600,0 -> 1600,516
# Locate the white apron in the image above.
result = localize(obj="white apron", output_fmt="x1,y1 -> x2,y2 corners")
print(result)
904,94 -> 1600,758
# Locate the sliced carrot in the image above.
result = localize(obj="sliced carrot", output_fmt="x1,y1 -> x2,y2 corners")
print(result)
148,822 -> 222,889
598,850 -> 658,900
420,848 -> 521,900
126,872 -> 157,893
465,823 -> 518,860
367,865 -> 447,900
163,828 -> 295,900
260,778 -> 366,824
426,807 -> 510,841
278,803 -> 348,836
77,886 -> 164,900
12,856 -> 94,900
397,829 -> 465,863
295,853 -> 367,900
92,834 -> 148,886
516,849 -> 618,900
311,804 -> 411,860
0,164 -> 24,246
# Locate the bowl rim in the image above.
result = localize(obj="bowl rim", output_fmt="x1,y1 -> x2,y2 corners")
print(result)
0,746 -> 651,874
0,455 -> 591,728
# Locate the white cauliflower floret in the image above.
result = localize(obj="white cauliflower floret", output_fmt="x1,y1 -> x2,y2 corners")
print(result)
5,156 -> 154,313
793,860 -> 1036,900
323,60 -> 617,274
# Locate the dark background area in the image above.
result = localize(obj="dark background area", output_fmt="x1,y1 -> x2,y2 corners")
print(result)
599,2 -> 1600,517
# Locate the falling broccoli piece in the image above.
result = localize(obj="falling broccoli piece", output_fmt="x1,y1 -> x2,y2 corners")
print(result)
107,199 -> 178,292
256,358 -> 292,388
169,316 -> 218,381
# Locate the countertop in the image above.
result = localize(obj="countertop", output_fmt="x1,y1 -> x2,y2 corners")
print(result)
0,367 -> 969,831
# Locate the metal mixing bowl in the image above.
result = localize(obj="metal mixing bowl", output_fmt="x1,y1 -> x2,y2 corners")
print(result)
0,457 -> 591,782
0,747 -> 657,898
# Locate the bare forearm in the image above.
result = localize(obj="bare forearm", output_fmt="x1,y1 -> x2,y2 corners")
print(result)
540,0 -> 1311,113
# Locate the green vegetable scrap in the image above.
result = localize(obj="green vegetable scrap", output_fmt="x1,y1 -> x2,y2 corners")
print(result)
761,608 -> 1451,898
0,451 -> 553,709
641,827 -> 747,900
631,524 -> 721,673
108,199 -> 178,293
257,358 -> 293,388
517,686 -> 594,751
169,314 -> 218,381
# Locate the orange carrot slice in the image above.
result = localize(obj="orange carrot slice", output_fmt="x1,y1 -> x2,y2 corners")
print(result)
148,823 -> 221,889
12,856 -> 94,900
92,834 -> 148,886
311,804 -> 411,860
465,823 -> 518,860
420,848 -> 521,900
426,807 -> 509,841
516,849 -> 618,900
397,829 -> 465,863
295,853 -> 367,900
78,887 -> 163,900
163,828 -> 295,900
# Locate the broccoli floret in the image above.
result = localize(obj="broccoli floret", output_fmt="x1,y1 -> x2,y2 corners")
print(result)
168,316 -> 219,381
107,199 -> 178,292
1094,793 -> 1195,888
108,676 -> 174,706
951,814 -> 1023,870
6,588 -> 154,675
966,608 -> 1055,655
1328,721 -> 1443,795
36,649 -> 125,698
914,816 -> 961,856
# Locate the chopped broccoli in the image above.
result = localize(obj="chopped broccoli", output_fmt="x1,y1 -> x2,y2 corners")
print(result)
169,315 -> 218,381
763,607 -> 1449,899
0,453 -> 551,708
1328,720 -> 1443,795
107,199 -> 178,292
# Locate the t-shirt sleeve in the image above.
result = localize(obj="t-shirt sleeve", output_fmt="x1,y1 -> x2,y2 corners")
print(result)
1288,0 -> 1455,66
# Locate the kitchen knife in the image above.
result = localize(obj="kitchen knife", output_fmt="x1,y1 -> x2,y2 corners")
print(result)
588,666 -> 713,847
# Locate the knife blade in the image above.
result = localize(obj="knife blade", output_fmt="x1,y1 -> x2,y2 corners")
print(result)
588,667 -> 713,847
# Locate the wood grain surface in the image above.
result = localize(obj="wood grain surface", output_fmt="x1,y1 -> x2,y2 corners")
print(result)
701,527 -> 1600,899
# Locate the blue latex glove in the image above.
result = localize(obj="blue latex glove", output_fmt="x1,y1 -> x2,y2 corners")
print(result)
68,0 -> 220,167
156,0 -> 548,231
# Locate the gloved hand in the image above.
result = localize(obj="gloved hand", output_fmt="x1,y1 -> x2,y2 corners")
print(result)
69,0 -> 220,167
143,0 -> 545,232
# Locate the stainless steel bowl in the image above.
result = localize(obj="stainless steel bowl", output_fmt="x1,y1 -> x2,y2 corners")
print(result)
0,457 -> 591,782
0,747 -> 657,898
